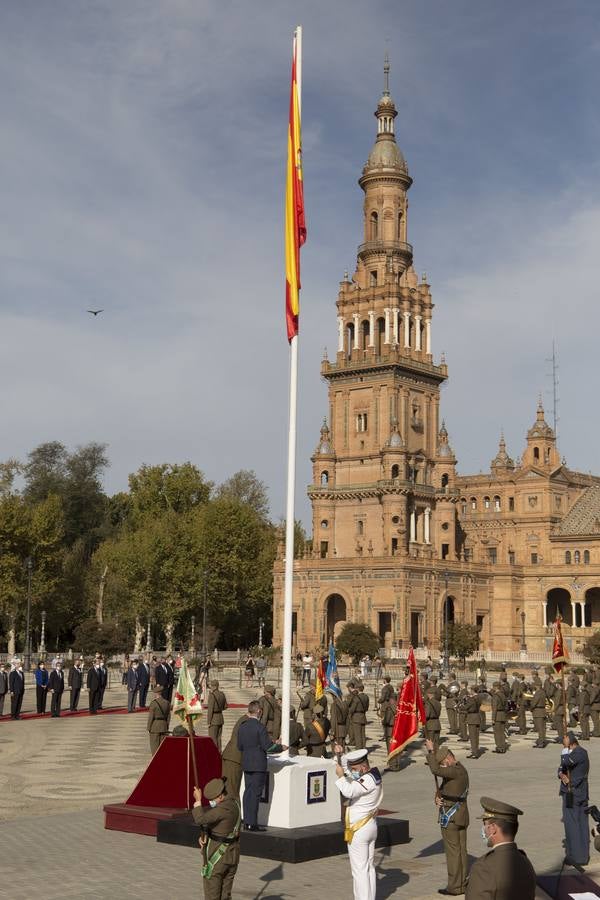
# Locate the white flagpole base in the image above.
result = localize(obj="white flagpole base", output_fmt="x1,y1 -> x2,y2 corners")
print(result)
242,757 -> 340,829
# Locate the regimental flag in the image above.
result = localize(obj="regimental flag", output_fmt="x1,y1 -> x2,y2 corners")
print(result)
315,655 -> 326,702
387,646 -> 426,764
325,642 -> 343,699
552,614 -> 569,673
172,659 -> 202,722
285,29 -> 307,342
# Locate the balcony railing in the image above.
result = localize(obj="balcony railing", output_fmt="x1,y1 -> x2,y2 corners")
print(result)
357,239 -> 413,257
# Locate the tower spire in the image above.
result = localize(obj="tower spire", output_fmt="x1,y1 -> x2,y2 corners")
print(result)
383,51 -> 390,95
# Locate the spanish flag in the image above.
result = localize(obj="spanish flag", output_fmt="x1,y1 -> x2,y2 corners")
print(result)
285,29 -> 306,342
552,614 -> 569,673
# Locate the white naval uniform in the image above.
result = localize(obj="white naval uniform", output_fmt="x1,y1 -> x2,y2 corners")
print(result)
336,763 -> 383,900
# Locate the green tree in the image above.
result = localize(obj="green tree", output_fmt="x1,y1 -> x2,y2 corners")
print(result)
217,470 -> 270,520
127,463 -> 212,523
73,617 -> 128,656
440,623 -> 480,663
336,622 -> 380,664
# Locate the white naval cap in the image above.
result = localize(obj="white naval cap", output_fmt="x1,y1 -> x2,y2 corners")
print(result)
346,749 -> 369,765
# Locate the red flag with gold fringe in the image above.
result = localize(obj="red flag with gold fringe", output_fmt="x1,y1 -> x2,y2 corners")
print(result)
387,646 -> 426,764
552,614 -> 569,673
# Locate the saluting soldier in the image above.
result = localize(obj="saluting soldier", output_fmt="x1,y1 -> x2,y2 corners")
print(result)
330,691 -> 349,747
147,684 -> 171,754
424,688 -> 442,752
298,681 -> 316,728
530,685 -> 548,748
465,687 -> 481,759
425,739 -> 470,897
348,683 -> 369,750
192,777 -> 241,900
465,797 -> 536,899
578,682 -> 591,741
445,673 -> 460,735
207,680 -> 228,751
491,682 -> 508,753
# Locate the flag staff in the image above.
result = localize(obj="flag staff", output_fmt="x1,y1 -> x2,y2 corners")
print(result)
280,25 -> 303,753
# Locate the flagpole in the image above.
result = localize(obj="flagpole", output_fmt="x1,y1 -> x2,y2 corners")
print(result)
281,26 -> 302,755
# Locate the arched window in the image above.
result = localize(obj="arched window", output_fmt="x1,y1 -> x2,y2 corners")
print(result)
565,551 -> 571,565
320,471 -> 329,485
584,550 -> 590,565
461,498 -> 467,515
494,495 -> 501,512
471,497 -> 477,511
574,550 -> 581,564
545,447 -> 551,464
361,320 -> 370,350
484,496 -> 491,510
533,446 -> 540,461
357,520 -> 364,535
320,519 -> 328,529
370,211 -> 378,241
397,211 -> 403,240
441,473 -> 449,488
346,322 -> 354,358
376,317 -> 385,355
391,464 -> 400,479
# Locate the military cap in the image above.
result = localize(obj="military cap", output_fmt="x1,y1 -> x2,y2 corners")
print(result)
153,684 -> 163,693
433,746 -> 454,764
511,671 -> 519,677
492,681 -> 500,689
346,749 -> 369,766
210,679 -> 219,688
203,778 -> 226,801
264,684 -> 276,695
172,724 -> 189,736
479,796 -> 524,824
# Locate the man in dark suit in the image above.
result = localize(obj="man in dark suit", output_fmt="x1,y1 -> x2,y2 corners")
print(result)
559,731 -> 590,866
48,662 -> 65,717
126,661 -> 139,712
9,661 -> 25,719
155,658 -> 174,702
164,656 -> 175,703
98,656 -> 108,709
137,656 -> 150,708
237,700 -> 277,831
0,663 -> 9,716
68,658 -> 84,711
87,661 -> 102,714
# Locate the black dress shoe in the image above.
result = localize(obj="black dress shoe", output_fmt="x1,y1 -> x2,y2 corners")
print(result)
244,825 -> 266,832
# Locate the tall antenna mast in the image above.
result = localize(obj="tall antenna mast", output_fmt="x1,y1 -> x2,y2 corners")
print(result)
545,340 -> 559,445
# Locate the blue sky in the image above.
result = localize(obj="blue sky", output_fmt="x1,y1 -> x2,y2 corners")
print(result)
1,1 -> 600,525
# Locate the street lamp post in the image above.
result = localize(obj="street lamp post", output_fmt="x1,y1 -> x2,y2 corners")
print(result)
40,610 -> 46,655
258,618 -> 264,649
190,615 -> 196,652
443,570 -> 450,676
202,570 -> 208,656
25,557 -> 33,671
520,610 -> 527,652
146,617 -> 152,652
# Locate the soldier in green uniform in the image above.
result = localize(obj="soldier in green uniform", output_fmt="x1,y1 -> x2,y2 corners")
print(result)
425,739 -> 469,896
511,672 -> 527,735
424,688 -> 442,752
491,682 -> 508,753
298,680 -> 316,728
220,712 -> 248,798
348,682 -> 369,750
552,689 -> 565,740
465,796 -> 536,899
589,679 -> 600,737
304,703 -> 331,757
330,691 -> 348,747
465,688 -> 481,759
259,685 -> 281,741
378,676 -> 395,710
382,698 -> 400,771
457,680 -> 469,742
146,685 -> 171,755
445,674 -> 460,735
193,777 -> 241,900
578,681 -> 591,741
530,685 -> 548,748
207,680 -> 228,751
288,707 -> 305,756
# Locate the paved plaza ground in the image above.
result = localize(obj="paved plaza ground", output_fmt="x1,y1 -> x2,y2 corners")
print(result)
2,674 -> 600,898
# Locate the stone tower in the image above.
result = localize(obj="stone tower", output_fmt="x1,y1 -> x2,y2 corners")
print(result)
311,57 -> 451,566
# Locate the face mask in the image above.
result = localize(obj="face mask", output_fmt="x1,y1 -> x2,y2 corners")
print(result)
209,799 -> 218,808
481,825 -> 489,843
350,771 -> 362,781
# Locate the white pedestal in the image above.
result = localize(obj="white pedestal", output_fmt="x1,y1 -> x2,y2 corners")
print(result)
242,756 -> 340,829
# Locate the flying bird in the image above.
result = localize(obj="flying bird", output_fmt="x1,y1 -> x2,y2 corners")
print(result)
86,309 -> 104,316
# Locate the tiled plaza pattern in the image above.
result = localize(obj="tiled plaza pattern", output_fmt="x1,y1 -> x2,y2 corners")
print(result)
2,672 -> 600,898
